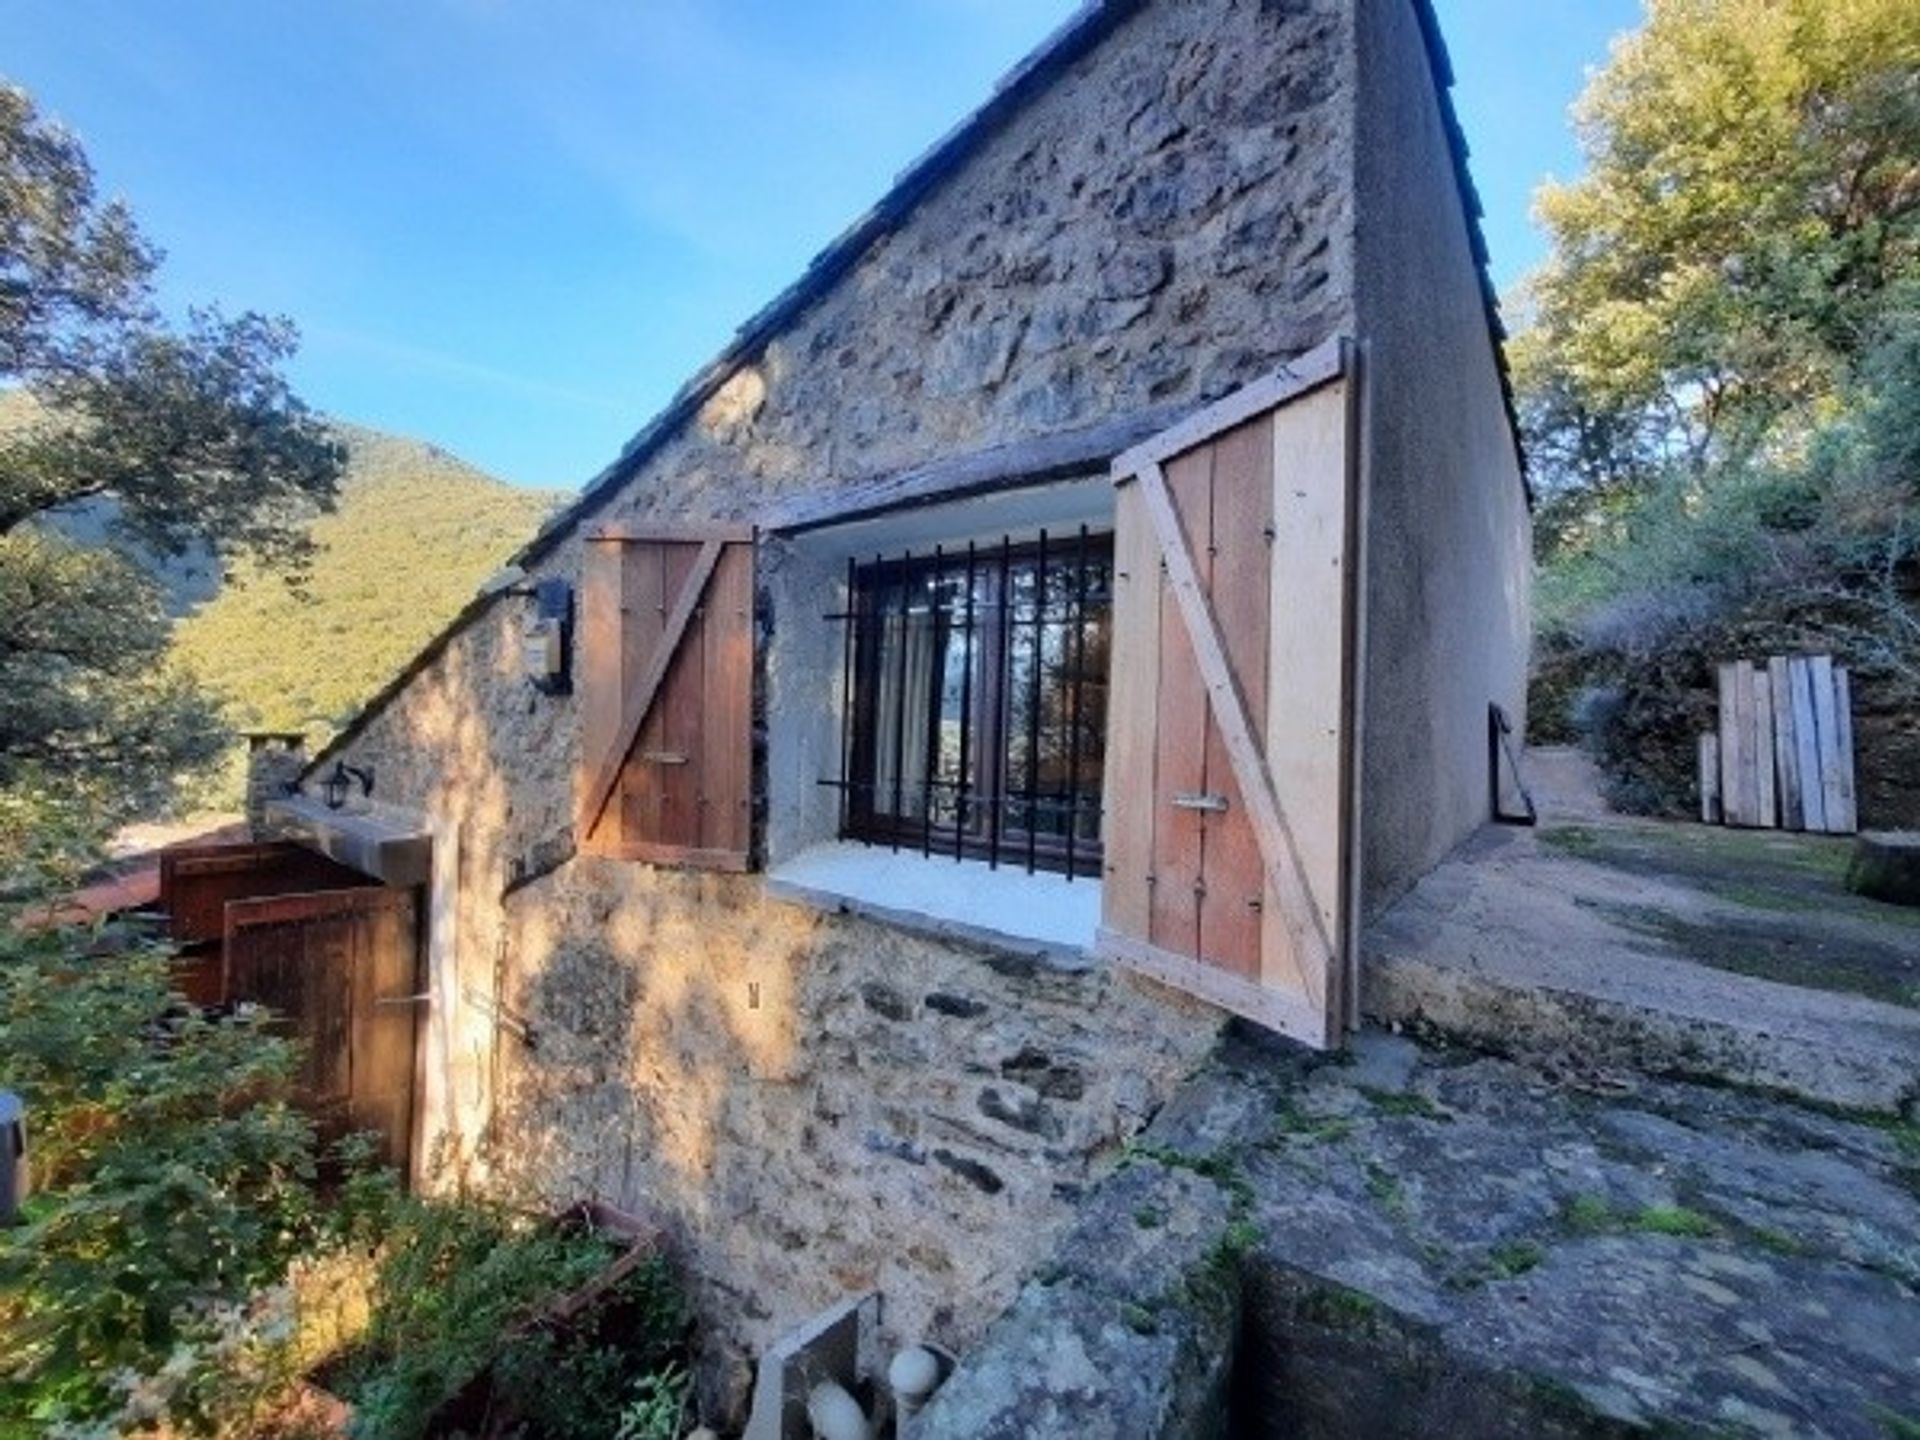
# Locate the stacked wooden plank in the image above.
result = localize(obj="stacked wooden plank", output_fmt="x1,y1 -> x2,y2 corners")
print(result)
1699,656 -> 1857,834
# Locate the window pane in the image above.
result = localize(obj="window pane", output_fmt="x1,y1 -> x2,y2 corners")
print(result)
1001,549 -> 1110,845
869,572 -> 937,824
845,535 -> 1111,876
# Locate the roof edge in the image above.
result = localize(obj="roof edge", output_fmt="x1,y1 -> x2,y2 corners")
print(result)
511,0 -> 1145,577
1407,0 -> 1530,500
306,0 -> 1144,777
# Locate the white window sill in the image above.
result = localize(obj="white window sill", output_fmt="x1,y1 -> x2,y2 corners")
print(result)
764,841 -> 1101,969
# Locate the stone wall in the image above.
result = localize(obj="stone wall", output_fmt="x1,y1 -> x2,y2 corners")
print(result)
492,860 -> 1215,1412
242,735 -> 307,837
1350,0 -> 1532,912
328,0 -> 1361,1417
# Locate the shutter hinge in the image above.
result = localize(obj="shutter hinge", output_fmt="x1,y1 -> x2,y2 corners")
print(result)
641,751 -> 690,766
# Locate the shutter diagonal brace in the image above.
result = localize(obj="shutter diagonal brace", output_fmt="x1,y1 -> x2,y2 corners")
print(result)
1128,458 -> 1335,1009
580,538 -> 725,841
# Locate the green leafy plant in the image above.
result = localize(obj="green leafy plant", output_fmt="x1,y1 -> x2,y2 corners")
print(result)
329,1196 -> 688,1440
614,1363 -> 690,1440
0,918 -> 327,1432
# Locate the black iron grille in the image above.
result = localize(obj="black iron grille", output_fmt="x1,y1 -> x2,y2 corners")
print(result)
823,528 -> 1113,879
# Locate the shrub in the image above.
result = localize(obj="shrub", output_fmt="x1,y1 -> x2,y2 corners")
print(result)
332,1197 -> 689,1440
1533,330 -> 1920,819
0,918 -> 326,1433
0,898 -> 691,1439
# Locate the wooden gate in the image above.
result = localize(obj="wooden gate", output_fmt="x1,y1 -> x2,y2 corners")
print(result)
158,841 -> 420,1173
224,887 -> 422,1171
1099,341 -> 1356,1049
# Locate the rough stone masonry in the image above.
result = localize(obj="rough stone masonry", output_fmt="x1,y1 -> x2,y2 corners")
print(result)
318,0 -> 1435,1420
916,1028 -> 1920,1439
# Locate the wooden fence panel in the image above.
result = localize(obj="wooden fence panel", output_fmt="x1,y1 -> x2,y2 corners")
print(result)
1832,666 -> 1859,835
1790,658 -> 1827,833
1751,665 -> 1777,830
1768,656 -> 1801,831
1702,654 -> 1856,836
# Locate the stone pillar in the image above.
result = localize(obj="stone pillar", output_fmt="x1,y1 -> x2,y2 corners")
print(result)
243,732 -> 307,838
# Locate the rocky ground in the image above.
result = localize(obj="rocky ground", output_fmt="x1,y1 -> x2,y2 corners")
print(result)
917,1027 -> 1920,1439
916,799 -> 1920,1437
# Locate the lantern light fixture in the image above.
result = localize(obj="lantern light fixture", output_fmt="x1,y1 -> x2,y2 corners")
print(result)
323,761 -> 375,811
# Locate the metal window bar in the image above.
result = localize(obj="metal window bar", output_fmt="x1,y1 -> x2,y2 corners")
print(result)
821,533 -> 1111,878
1065,523 -> 1087,882
893,551 -> 914,853
988,535 -> 1010,870
957,541 -> 976,863
839,555 -> 858,836
921,546 -> 943,860
1025,530 -> 1047,875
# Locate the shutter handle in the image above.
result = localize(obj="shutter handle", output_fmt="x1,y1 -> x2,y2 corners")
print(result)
1171,792 -> 1230,814
641,751 -> 690,766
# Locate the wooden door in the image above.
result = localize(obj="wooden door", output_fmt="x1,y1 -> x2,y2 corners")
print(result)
224,887 -> 422,1172
159,841 -> 376,1005
1100,340 -> 1356,1049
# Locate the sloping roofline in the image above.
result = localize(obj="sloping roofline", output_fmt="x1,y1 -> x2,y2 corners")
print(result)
311,0 -> 1519,773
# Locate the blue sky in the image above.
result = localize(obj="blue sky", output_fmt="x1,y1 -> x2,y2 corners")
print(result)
5,1 -> 1641,490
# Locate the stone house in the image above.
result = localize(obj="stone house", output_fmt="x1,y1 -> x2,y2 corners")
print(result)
260,0 -> 1529,1411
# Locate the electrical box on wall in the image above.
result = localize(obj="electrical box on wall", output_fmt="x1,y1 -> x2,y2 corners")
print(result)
524,579 -> 573,696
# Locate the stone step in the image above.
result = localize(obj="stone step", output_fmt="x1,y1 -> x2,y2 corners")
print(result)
1364,944 -> 1920,1118
1361,824 -> 1920,1117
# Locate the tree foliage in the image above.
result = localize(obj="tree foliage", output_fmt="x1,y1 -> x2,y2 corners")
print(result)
1521,0 -> 1920,515
0,82 -> 344,859
1518,0 -> 1920,819
172,424 -> 561,744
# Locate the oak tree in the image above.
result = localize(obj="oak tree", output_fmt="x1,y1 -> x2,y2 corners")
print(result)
1518,0 -> 1920,517
0,82 -> 343,866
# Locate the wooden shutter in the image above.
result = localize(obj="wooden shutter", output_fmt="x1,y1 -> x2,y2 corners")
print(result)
577,525 -> 755,870
1099,342 -> 1355,1050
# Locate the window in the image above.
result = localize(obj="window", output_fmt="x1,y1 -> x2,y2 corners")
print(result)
834,529 -> 1113,878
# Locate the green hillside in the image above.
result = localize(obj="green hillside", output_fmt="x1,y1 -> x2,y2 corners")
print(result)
172,423 -> 566,743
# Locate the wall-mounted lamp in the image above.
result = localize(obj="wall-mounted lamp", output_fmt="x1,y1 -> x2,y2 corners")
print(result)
323,761 -> 375,811
523,578 -> 574,696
